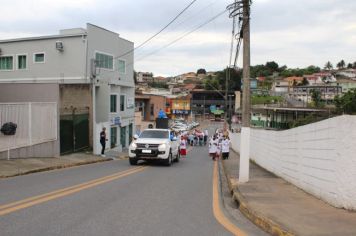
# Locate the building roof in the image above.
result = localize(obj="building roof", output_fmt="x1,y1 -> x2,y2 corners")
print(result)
283,76 -> 304,82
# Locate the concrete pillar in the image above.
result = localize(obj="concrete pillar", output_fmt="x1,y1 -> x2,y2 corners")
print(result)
239,127 -> 250,183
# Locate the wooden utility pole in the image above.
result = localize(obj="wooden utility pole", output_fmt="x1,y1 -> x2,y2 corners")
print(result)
239,0 -> 251,183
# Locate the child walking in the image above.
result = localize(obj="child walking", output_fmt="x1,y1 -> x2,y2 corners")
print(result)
180,136 -> 187,158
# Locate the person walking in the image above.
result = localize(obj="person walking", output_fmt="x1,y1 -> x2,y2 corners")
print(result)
221,136 -> 231,160
180,136 -> 187,158
204,129 -> 209,145
209,135 -> 218,161
100,127 -> 108,157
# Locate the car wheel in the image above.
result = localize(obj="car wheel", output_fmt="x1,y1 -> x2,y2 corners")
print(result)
175,149 -> 180,162
165,152 -> 172,166
129,158 -> 138,165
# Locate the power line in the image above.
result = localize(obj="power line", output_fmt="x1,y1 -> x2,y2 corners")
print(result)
133,9 -> 228,65
116,0 -> 198,59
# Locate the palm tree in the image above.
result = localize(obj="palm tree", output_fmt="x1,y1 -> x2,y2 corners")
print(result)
336,60 -> 346,70
324,61 -> 333,70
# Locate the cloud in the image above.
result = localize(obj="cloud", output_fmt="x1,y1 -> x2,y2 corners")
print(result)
0,0 -> 355,75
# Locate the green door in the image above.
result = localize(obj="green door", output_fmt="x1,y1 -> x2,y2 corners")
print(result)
111,127 -> 118,148
120,126 -> 126,148
60,113 -> 89,154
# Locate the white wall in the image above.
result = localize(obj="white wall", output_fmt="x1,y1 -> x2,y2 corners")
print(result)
230,115 -> 356,210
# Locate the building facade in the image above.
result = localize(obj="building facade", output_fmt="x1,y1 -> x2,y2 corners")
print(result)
0,24 -> 135,158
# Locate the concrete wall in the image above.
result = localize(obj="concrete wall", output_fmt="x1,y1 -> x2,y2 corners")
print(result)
230,115 -> 356,210
0,35 -> 86,82
59,84 -> 92,147
0,83 -> 60,158
147,95 -> 166,121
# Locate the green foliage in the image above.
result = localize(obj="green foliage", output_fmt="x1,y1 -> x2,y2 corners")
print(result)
204,68 -> 241,91
148,81 -> 168,89
279,66 -> 320,78
289,113 -> 328,128
310,89 -> 324,108
300,77 -> 309,86
334,88 -> 356,114
324,61 -> 333,70
251,95 -> 283,105
197,68 -> 206,74
336,60 -> 346,69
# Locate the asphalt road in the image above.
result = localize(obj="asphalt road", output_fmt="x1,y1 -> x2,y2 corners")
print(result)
0,127 -> 266,235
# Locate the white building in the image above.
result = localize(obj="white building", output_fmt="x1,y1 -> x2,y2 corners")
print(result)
0,24 -> 135,158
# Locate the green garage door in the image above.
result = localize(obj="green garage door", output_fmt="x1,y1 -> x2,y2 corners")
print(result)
60,114 -> 89,155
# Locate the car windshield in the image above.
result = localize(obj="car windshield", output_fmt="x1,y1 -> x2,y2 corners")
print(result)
139,130 -> 169,139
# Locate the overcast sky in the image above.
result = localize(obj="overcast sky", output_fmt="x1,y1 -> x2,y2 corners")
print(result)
1,0 -> 355,76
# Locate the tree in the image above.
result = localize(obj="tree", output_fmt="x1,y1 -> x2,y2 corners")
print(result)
347,63 -> 353,69
334,88 -> 356,114
204,77 -> 220,91
353,62 -> 356,69
197,68 -> 206,74
310,89 -> 323,107
301,77 -> 309,86
265,61 -> 279,72
324,61 -> 333,70
336,60 -> 346,70
211,68 -> 242,91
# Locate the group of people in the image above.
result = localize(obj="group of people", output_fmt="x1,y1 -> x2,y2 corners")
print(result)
176,129 -> 208,158
176,128 -> 231,161
208,129 -> 231,161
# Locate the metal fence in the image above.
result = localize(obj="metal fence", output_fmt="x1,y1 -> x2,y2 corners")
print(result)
0,102 -> 57,154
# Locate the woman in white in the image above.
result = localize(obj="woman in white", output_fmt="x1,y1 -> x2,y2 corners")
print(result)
221,136 -> 231,160
209,136 -> 218,161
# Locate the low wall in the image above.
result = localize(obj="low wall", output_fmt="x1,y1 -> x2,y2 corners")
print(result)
230,115 -> 356,210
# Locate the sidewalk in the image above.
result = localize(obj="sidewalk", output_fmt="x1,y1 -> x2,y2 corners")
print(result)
222,150 -> 356,236
0,151 -> 128,178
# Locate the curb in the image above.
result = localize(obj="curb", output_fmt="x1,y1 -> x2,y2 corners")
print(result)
221,159 -> 295,236
0,158 -> 112,179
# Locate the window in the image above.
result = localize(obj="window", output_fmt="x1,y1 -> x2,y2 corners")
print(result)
17,55 -> 27,69
34,53 -> 45,63
120,95 -> 125,111
95,52 -> 113,69
110,95 -> 117,113
0,56 -> 13,70
117,59 -> 126,74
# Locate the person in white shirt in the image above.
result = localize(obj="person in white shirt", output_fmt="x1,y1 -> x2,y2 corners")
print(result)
209,135 -> 218,161
221,136 -> 231,160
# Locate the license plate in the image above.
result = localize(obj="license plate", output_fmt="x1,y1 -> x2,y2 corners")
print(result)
142,149 -> 151,153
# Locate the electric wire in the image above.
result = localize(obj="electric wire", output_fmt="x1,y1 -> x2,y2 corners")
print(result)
133,9 -> 228,65
115,0 -> 198,59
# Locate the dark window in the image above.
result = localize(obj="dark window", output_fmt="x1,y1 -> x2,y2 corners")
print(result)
110,95 -> 117,113
120,95 -> 125,111
139,130 -> 169,139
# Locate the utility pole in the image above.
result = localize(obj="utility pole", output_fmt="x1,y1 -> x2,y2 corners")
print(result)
203,95 -> 206,121
225,67 -> 229,125
239,0 -> 251,183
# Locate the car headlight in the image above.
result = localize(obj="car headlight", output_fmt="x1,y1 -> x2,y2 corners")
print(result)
158,143 -> 167,150
130,142 -> 137,149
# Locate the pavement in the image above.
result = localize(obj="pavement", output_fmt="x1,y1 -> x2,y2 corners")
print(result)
222,149 -> 356,236
0,151 -> 129,178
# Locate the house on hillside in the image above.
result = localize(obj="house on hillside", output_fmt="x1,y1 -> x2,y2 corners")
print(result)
0,24 -> 135,158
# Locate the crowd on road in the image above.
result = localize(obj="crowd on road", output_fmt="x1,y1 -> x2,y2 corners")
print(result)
208,129 -> 231,161
175,127 -> 231,161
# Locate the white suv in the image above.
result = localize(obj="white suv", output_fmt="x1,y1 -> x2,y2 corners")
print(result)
129,129 -> 180,166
